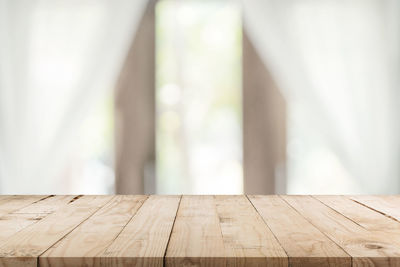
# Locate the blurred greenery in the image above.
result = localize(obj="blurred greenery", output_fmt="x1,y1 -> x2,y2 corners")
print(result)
156,0 -> 243,194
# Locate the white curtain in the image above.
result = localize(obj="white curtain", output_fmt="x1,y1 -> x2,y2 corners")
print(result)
0,0 -> 147,194
243,0 -> 400,193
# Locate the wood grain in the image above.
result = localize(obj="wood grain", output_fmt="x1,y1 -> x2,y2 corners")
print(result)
0,213 -> 47,243
13,195 -> 78,214
100,195 -> 181,266
165,195 -> 226,267
0,195 -> 399,266
282,195 -> 400,267
315,196 -> 400,233
214,195 -> 288,267
249,195 -> 350,266
350,195 -> 400,222
0,195 -> 47,215
0,195 -> 113,267
0,195 -> 78,244
39,195 -> 147,267
315,195 -> 400,256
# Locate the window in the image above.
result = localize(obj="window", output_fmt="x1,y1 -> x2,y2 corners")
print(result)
156,0 -> 243,194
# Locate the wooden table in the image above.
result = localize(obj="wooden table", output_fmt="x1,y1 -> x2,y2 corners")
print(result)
0,195 -> 399,266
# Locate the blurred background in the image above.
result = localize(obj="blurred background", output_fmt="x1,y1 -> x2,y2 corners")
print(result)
0,0 -> 399,194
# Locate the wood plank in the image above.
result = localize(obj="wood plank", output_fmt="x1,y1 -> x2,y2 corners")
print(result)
0,195 -> 113,267
39,195 -> 147,267
315,195 -> 400,255
13,195 -> 78,214
350,195 -> 400,222
315,195 -> 400,233
0,195 -> 78,243
165,195 -> 226,267
0,195 -> 47,215
0,196 -> 13,202
0,195 -> 400,266
282,195 -> 400,267
214,195 -> 287,267
249,195 -> 350,266
100,195 -> 181,266
0,214 -> 47,242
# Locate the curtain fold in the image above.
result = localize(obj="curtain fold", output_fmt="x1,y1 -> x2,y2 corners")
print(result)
243,0 -> 400,193
0,0 -> 147,193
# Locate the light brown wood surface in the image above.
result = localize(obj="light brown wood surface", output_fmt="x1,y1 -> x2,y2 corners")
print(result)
0,195 -> 399,266
350,195 -> 400,222
165,195 -> 226,267
0,195 -> 112,267
0,195 -> 47,215
100,195 -> 180,266
282,195 -> 400,266
40,195 -> 148,267
215,195 -> 287,266
249,195 -> 350,266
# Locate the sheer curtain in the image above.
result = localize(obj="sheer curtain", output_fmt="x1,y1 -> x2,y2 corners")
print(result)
243,0 -> 400,193
0,0 -> 147,194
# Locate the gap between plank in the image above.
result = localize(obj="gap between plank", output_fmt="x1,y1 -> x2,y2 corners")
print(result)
311,196 -> 366,230
10,195 -> 53,213
37,196 -> 117,261
278,195 -> 352,264
213,195 -> 227,254
68,195 -> 83,203
163,195 -> 182,266
100,195 -> 150,255
0,199 -> 67,256
350,198 -> 400,224
0,196 -> 57,242
245,195 -> 290,260
31,195 -> 55,204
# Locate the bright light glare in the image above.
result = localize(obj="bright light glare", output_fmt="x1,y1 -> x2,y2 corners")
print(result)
156,0 -> 243,194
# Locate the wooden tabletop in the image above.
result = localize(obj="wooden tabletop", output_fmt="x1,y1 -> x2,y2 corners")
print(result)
0,195 -> 399,266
